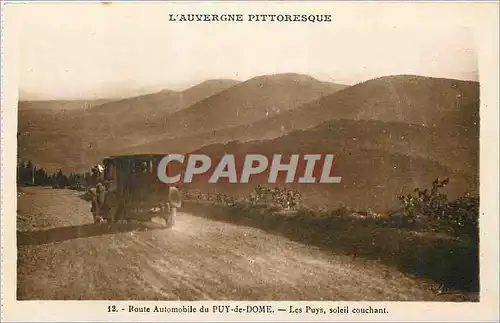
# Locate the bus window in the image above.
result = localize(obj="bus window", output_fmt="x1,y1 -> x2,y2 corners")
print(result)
104,162 -> 116,181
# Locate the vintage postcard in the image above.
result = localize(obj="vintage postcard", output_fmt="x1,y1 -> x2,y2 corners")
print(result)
1,1 -> 499,322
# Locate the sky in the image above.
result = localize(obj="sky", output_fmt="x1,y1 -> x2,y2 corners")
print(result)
10,2 -> 481,101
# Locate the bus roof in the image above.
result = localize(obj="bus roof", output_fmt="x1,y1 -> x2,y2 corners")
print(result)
104,154 -> 167,162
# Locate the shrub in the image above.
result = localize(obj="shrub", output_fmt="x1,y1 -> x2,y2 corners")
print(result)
185,185 -> 303,211
248,185 -> 302,210
398,178 -> 479,239
445,192 -> 479,239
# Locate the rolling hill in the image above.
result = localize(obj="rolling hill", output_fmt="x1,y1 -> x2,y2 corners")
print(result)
223,75 -> 479,139
182,118 -> 478,212
154,75 -> 480,212
80,79 -> 242,119
17,72 -> 480,212
77,73 -> 345,145
17,99 -> 116,111
17,74 -> 345,172
17,79 -> 241,172
128,73 -> 347,141
120,75 -> 479,174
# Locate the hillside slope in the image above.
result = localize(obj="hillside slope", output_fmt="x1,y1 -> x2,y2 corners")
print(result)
121,76 -> 479,175
176,75 -> 480,211
227,75 -> 479,139
18,99 -> 116,111
17,79 -> 240,172
81,79 -> 241,118
133,73 -> 347,141
18,75 -> 344,172
184,122 -> 478,212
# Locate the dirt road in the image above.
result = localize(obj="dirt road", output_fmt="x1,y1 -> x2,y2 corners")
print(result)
17,186 -> 445,301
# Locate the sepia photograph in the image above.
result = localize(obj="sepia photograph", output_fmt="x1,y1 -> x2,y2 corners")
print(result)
1,1 -> 499,322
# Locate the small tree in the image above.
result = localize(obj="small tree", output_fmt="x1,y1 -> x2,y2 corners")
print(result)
399,178 -> 449,225
398,178 -> 479,238
25,160 -> 35,185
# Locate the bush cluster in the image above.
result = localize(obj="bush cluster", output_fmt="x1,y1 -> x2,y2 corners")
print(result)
183,185 -> 302,211
398,178 -> 479,238
17,159 -> 97,189
248,185 -> 302,210
183,178 -> 479,240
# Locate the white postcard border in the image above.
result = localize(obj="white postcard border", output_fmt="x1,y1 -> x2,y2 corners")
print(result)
1,2 -> 499,322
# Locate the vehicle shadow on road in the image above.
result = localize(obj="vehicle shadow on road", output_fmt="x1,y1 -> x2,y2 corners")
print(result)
17,222 -> 165,246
